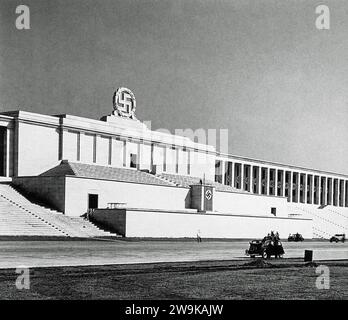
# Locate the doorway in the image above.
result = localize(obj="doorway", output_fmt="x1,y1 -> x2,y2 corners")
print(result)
88,194 -> 99,210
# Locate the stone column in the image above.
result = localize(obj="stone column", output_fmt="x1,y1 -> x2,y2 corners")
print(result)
339,180 -> 344,207
297,173 -> 301,203
5,128 -> 11,177
340,180 -> 344,207
303,173 -> 307,204
248,165 -> 252,192
230,162 -> 234,187
319,176 -> 323,205
289,171 -> 293,202
241,163 -> 244,191
220,161 -> 225,185
282,170 -> 286,197
307,174 -> 312,204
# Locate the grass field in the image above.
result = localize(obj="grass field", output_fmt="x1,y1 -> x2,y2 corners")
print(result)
0,259 -> 347,300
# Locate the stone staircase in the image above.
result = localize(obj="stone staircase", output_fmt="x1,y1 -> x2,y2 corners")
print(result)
288,204 -> 348,239
0,183 -> 119,238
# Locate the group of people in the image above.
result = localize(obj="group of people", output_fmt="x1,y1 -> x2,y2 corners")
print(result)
263,231 -> 280,243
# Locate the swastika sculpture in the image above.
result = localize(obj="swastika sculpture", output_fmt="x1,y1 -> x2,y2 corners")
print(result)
112,87 -> 137,119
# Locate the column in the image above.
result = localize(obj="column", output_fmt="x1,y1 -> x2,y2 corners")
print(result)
5,128 -> 11,177
258,167 -> 262,195
230,161 -> 234,187
303,173 -> 307,204
289,171 -> 293,202
328,178 -> 333,205
341,180 -> 345,207
93,134 -> 97,163
311,174 -> 315,204
282,170 -> 286,197
296,172 -> 300,203
241,163 -> 244,191
250,166 -> 253,192
221,161 -> 225,185
319,176 -> 323,205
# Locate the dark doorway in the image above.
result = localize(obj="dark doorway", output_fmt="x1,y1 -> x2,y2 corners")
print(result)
130,153 -> 137,168
88,194 -> 99,209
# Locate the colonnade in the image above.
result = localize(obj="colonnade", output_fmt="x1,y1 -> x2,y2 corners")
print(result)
215,160 -> 348,207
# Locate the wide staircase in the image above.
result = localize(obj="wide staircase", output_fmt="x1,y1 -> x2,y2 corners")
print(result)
287,203 -> 348,239
0,184 -> 118,238
156,173 -> 248,193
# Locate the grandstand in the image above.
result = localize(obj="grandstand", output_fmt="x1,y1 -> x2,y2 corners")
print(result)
156,173 -> 249,193
0,97 -> 347,239
0,184 -> 118,238
41,161 -> 175,187
287,203 -> 348,239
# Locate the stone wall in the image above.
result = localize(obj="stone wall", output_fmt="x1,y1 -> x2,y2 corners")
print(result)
13,176 -> 66,213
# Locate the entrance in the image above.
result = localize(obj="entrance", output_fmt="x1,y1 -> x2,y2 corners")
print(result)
88,194 -> 99,209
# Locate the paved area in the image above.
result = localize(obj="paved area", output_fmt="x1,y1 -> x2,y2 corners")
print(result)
0,240 -> 347,269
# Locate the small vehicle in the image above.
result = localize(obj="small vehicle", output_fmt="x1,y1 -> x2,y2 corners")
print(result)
245,239 -> 285,259
329,234 -> 345,243
288,233 -> 304,242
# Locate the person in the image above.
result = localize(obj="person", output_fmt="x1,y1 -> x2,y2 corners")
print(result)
275,232 -> 280,240
263,233 -> 270,242
196,230 -> 202,243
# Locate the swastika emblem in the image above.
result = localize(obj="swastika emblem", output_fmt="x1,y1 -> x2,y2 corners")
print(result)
205,189 -> 212,201
113,87 -> 136,119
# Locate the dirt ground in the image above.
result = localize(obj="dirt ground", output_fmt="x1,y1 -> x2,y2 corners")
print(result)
0,259 -> 347,300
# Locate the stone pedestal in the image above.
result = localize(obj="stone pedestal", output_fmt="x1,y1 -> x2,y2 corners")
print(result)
190,184 -> 215,212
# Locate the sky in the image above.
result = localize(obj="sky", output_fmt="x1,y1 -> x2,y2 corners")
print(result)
0,0 -> 347,174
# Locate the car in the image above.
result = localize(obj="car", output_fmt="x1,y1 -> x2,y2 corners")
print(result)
329,234 -> 345,243
288,233 -> 304,242
245,239 -> 285,259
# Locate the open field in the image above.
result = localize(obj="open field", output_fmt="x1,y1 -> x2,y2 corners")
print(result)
0,259 -> 347,299
0,239 -> 347,269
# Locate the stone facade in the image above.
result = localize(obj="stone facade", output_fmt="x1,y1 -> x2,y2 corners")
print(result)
0,109 -> 347,210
